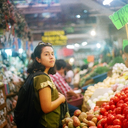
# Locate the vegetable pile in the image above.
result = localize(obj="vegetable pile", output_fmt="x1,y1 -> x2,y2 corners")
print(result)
96,87 -> 128,128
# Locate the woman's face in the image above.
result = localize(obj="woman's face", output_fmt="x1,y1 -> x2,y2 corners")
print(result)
124,52 -> 128,68
36,46 -> 55,70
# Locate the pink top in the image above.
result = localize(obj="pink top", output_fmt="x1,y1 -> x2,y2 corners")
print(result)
50,72 -> 72,96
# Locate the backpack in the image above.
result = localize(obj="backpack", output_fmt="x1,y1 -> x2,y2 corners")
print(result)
14,71 -> 44,128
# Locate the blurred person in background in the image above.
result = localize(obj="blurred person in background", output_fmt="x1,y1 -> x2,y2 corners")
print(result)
65,63 -> 74,89
72,68 -> 80,89
123,45 -> 128,68
50,59 -> 80,116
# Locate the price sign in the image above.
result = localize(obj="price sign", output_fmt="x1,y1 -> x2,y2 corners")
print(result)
109,4 -> 128,30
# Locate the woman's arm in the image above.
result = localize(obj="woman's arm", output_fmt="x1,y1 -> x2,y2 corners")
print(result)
39,86 -> 65,113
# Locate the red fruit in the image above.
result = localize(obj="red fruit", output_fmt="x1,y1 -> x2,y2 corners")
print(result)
112,125 -> 121,128
101,117 -> 107,126
115,107 -> 122,114
104,112 -> 108,116
100,108 -> 106,115
109,100 -> 115,106
97,115 -> 103,121
107,114 -> 115,125
97,124 -> 103,128
104,105 -> 110,111
113,96 -> 119,103
113,119 -> 121,125
121,103 -> 127,110
115,93 -> 121,98
110,105 -> 116,111
74,109 -> 81,116
124,98 -> 128,103
123,119 -> 128,128
94,106 -> 99,111
123,107 -> 128,115
116,114 -> 124,122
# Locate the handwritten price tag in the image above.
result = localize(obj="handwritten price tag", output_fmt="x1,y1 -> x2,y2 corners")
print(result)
109,4 -> 128,30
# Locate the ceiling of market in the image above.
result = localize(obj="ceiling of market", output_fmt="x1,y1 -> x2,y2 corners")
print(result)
11,0 -> 128,45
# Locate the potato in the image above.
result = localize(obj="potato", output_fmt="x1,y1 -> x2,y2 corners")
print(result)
87,121 -> 96,126
91,117 -> 97,124
73,116 -> 80,127
78,112 -> 87,122
65,117 -> 73,125
87,114 -> 95,120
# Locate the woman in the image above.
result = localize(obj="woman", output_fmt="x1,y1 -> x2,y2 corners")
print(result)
27,42 -> 65,128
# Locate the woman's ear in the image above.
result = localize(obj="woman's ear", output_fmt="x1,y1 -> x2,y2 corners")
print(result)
36,57 -> 41,63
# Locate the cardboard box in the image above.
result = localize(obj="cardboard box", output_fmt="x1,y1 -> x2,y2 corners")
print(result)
96,101 -> 109,107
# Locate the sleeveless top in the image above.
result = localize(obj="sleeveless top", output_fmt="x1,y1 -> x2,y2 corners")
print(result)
33,73 -> 60,128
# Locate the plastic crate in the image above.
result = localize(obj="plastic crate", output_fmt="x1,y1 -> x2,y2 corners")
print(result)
92,72 -> 107,83
67,94 -> 83,107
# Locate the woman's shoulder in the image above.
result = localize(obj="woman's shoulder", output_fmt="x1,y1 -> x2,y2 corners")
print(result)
34,73 -> 51,82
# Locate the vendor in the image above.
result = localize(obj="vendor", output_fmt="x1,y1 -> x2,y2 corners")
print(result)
123,45 -> 128,68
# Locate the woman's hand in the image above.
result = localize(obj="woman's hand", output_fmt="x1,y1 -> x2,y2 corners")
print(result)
58,92 -> 66,103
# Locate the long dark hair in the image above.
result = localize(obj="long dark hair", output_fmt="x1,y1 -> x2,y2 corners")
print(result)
27,42 -> 56,74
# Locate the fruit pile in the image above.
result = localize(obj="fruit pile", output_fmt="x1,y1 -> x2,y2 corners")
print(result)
63,87 -> 128,128
96,87 -> 128,128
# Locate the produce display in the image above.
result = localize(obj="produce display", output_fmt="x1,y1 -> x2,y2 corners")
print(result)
112,63 -> 128,76
62,73 -> 128,128
82,63 -> 128,111
63,61 -> 128,128
108,56 -> 124,67
79,65 -> 110,87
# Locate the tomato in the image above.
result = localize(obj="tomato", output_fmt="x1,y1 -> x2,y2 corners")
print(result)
102,102 -> 108,107
104,104 -> 110,111
110,105 -> 116,111
123,107 -> 128,116
109,100 -> 115,106
121,103 -> 127,111
125,102 -> 128,105
123,119 -> 128,128
116,103 -> 123,108
120,92 -> 125,96
107,125 -> 113,128
108,110 -> 113,114
100,108 -> 106,115
115,107 -> 122,114
113,96 -> 119,103
113,119 -> 121,125
101,117 -> 107,126
104,123 -> 108,128
116,114 -> 125,122
97,115 -> 103,121
97,124 -> 103,128
112,125 -> 121,128
94,106 -> 99,111
120,95 -> 127,100
124,98 -> 128,103
124,90 -> 128,94
115,93 -> 121,98
104,111 -> 108,116
107,114 -> 115,125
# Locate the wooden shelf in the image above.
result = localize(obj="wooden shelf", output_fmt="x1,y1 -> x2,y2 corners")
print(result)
0,120 -> 7,128
7,108 -> 15,114
0,84 -> 4,89
0,103 -> 6,110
